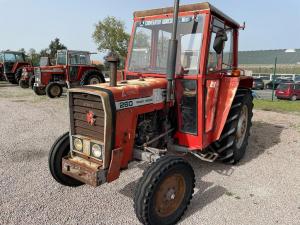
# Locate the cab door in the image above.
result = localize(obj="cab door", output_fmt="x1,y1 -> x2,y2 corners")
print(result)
203,17 -> 236,146
68,53 -> 80,83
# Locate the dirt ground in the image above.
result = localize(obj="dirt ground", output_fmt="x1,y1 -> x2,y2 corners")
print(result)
0,82 -> 299,225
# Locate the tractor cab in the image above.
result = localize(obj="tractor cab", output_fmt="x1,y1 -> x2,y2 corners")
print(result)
33,50 -> 104,98
126,3 -> 244,148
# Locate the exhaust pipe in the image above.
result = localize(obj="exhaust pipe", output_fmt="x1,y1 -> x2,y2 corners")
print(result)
166,0 -> 180,102
107,54 -> 119,87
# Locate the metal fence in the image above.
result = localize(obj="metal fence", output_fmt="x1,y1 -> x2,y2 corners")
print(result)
252,73 -> 300,81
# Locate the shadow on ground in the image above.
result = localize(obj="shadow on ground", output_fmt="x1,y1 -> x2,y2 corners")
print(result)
119,121 -> 284,220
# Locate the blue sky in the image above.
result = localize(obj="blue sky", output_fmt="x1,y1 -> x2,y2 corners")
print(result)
0,0 -> 299,60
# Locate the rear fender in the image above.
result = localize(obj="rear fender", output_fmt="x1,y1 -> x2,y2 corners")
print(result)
12,62 -> 30,73
204,77 -> 240,147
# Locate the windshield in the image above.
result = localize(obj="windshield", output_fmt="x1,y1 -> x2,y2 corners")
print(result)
57,51 -> 67,65
69,53 -> 90,65
4,53 -> 25,62
128,15 -> 204,75
277,83 -> 290,90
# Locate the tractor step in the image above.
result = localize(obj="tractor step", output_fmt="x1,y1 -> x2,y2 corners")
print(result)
190,151 -> 219,162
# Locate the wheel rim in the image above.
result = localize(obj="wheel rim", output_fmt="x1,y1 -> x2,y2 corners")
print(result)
89,77 -> 100,84
236,105 -> 248,149
154,173 -> 186,218
51,85 -> 60,96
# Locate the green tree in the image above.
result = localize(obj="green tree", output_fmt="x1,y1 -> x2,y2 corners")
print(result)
48,38 -> 67,58
28,48 -> 40,66
93,16 -> 130,58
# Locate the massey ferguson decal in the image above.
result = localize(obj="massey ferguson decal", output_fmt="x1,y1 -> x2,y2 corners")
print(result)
115,89 -> 166,110
86,111 -> 96,126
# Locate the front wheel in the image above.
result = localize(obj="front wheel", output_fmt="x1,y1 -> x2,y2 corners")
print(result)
48,132 -> 83,187
46,83 -> 63,98
33,86 -> 46,95
134,155 -> 195,225
19,79 -> 29,88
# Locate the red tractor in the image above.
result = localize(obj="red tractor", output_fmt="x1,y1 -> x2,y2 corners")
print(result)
19,57 -> 51,89
0,51 -> 31,84
33,50 -> 105,98
48,2 -> 253,225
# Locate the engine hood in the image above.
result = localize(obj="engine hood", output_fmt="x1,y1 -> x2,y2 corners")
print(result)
70,78 -> 167,102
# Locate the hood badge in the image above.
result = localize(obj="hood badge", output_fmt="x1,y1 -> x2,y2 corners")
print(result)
86,111 -> 96,126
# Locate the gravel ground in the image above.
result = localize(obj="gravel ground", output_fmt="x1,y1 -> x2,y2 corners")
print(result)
0,82 -> 300,225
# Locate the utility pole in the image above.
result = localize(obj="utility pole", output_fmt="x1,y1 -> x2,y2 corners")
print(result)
271,56 -> 277,101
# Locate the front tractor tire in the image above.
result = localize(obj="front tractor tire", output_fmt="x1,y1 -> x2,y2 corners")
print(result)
33,86 -> 46,95
134,155 -> 195,225
46,82 -> 63,98
48,132 -> 83,187
19,79 -> 29,88
212,89 -> 253,164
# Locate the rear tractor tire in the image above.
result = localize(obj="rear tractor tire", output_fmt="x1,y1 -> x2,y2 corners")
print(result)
212,89 -> 253,164
134,155 -> 195,225
19,79 -> 29,88
15,68 -> 23,83
46,82 -> 63,98
48,132 -> 83,187
33,86 -> 46,95
81,70 -> 105,86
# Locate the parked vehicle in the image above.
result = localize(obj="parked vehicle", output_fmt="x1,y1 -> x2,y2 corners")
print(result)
0,51 -> 31,84
266,78 -> 294,89
48,2 -> 254,224
253,78 -> 264,90
33,50 -> 105,98
19,57 -> 51,89
276,82 -> 300,101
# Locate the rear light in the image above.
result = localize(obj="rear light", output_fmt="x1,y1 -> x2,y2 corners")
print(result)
231,69 -> 241,77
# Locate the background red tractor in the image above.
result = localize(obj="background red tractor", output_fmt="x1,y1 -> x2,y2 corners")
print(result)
48,1 -> 253,225
0,51 -> 31,84
33,50 -> 105,98
19,57 -> 52,89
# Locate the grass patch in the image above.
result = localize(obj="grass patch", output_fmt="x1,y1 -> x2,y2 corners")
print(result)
254,99 -> 300,113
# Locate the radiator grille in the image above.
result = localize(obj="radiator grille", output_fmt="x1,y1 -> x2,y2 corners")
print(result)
70,93 -> 105,142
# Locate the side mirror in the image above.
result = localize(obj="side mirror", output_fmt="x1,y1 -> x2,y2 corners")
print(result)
213,30 -> 228,55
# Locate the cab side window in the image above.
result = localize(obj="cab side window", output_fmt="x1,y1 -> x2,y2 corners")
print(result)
207,18 -> 233,73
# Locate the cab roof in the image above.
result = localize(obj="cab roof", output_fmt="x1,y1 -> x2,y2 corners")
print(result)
134,2 -> 240,28
57,49 -> 91,54
0,51 -> 25,54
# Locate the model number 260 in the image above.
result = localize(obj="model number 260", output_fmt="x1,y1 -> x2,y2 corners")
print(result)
120,100 -> 134,109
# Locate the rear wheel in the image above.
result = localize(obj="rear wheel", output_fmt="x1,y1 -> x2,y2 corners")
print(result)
6,73 -> 18,84
291,95 -> 297,101
134,155 -> 195,225
15,68 -> 23,83
19,79 -> 29,88
87,74 -> 102,85
211,89 -> 253,164
49,132 -> 83,187
81,70 -> 105,85
46,82 -> 63,98
33,86 -> 46,95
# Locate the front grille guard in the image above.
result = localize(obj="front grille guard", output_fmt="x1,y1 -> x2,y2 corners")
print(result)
68,90 -> 114,170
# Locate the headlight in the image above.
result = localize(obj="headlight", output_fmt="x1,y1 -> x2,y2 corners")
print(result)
91,144 -> 102,158
73,138 -> 83,151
